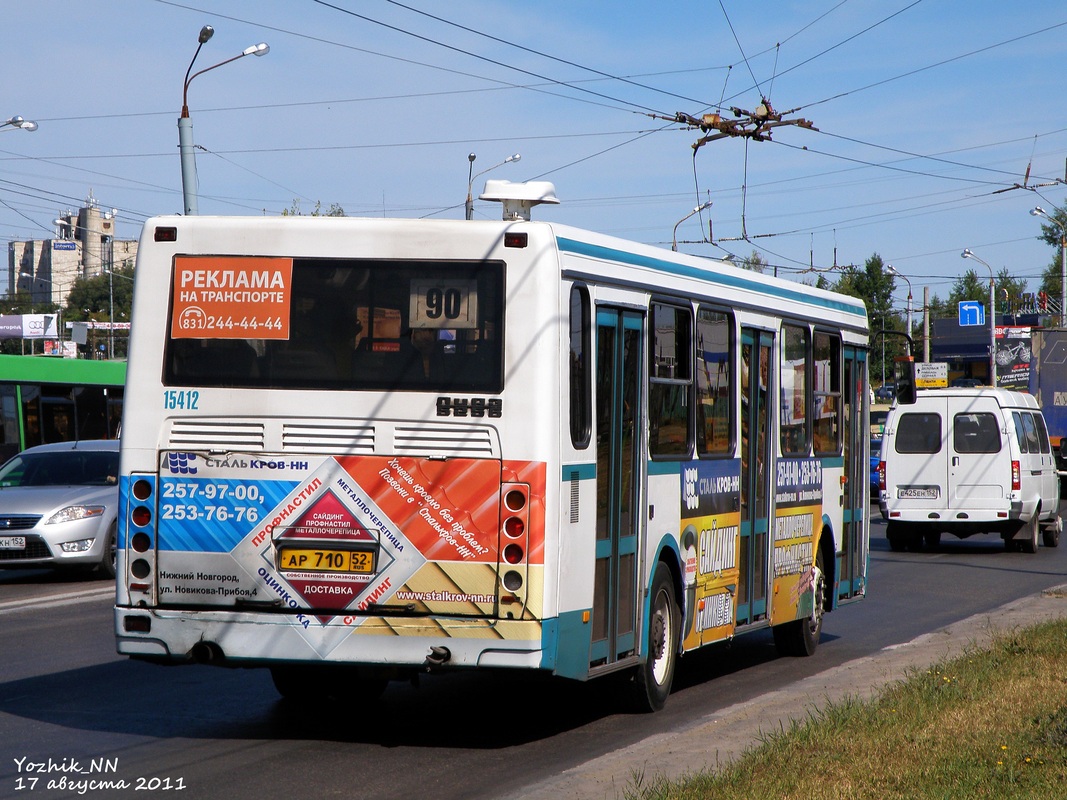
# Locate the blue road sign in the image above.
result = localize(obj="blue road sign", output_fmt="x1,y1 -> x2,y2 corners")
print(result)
959,301 -> 985,326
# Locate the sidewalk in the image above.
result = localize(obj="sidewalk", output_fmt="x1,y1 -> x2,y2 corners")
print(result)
518,585 -> 1067,800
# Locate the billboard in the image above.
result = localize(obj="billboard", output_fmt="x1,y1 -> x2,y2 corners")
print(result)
0,314 -> 59,339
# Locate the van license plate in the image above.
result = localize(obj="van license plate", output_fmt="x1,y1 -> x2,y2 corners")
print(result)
898,487 -> 938,499
0,536 -> 26,550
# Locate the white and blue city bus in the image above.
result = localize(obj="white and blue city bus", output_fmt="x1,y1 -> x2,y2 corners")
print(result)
115,181 -> 870,711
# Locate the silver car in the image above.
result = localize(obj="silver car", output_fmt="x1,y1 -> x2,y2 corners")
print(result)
0,440 -> 119,578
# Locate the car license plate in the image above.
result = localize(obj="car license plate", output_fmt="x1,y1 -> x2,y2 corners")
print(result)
0,536 -> 26,550
277,547 -> 375,574
898,486 -> 938,499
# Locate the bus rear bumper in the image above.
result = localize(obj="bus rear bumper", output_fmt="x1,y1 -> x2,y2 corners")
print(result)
115,607 -> 546,671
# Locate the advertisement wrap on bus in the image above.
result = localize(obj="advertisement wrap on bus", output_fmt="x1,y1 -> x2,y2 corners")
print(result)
152,453 -> 546,640
116,182 -> 871,711
679,458 -> 740,647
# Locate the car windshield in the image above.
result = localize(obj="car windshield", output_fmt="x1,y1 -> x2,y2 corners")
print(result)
0,450 -> 118,488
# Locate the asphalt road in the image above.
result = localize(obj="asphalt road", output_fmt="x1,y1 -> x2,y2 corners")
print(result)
2,504 -> 1066,800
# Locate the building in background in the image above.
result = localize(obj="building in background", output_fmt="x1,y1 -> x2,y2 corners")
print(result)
5,190 -> 137,308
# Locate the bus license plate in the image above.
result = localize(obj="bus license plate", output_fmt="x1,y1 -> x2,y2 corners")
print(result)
898,486 -> 938,499
0,536 -> 26,550
278,547 -> 375,574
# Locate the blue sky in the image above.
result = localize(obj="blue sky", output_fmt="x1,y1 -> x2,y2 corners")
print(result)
4,1 -> 1067,318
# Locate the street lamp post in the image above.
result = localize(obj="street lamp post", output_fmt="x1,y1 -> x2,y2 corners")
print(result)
887,265 -> 913,342
0,115 -> 38,133
465,153 -> 520,220
102,266 -> 134,360
1030,206 -> 1066,327
961,249 -> 997,387
180,26 -> 269,215
672,201 -> 713,251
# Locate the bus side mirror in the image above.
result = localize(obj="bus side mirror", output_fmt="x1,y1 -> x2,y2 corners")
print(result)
894,356 -> 917,405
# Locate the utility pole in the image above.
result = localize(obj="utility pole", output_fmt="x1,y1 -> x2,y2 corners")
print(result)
923,286 -> 930,362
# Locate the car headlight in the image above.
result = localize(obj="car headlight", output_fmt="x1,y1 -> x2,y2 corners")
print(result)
45,505 -> 106,525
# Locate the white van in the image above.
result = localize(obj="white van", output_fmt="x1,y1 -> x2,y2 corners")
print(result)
878,388 -> 1061,552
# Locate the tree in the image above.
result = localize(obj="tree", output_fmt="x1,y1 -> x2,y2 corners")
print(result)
1034,206 -> 1067,321
947,267 -> 1018,316
833,253 -> 905,380
833,253 -> 897,325
950,269 -> 988,307
925,292 -> 953,321
282,200 -> 345,217
740,250 -> 767,273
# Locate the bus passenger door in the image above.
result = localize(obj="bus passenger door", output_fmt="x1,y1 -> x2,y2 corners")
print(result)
591,307 -> 643,667
737,328 -> 773,625
839,346 -> 868,599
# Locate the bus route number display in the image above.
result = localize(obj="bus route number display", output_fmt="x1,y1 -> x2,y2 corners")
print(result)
409,280 -> 478,329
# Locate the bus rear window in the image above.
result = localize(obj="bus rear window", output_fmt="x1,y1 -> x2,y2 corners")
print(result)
164,257 -> 504,392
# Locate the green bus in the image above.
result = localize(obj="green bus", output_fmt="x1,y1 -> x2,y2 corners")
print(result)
0,355 -> 125,463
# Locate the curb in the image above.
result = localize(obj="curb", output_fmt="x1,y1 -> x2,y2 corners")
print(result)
518,585 -> 1067,800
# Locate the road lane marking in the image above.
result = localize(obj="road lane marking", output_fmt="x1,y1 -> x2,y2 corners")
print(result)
0,586 -> 115,615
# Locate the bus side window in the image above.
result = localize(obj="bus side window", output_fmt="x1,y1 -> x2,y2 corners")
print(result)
695,307 -> 733,456
781,324 -> 810,455
813,332 -> 842,455
569,285 -> 591,448
649,302 -> 692,457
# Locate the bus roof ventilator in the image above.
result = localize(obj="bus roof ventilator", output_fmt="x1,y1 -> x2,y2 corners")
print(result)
479,180 -> 559,221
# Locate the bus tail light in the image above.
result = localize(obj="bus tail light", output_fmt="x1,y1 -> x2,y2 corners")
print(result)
499,483 -> 530,610
125,473 -> 157,598
1011,460 -> 1021,491
504,516 -> 525,537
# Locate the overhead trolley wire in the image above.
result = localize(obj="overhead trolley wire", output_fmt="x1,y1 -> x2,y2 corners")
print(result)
380,0 -> 715,109
308,0 -> 679,118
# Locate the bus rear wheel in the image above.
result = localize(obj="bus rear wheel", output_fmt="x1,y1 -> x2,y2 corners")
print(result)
631,563 -> 679,713
773,547 -> 825,657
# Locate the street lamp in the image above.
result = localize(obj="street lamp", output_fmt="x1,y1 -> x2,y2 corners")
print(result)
179,26 -> 269,215
887,265 -> 913,342
465,153 -> 520,220
1030,206 -> 1066,327
101,268 -> 134,359
672,201 -> 713,251
103,209 -> 117,359
0,115 -> 38,133
961,249 -> 997,387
